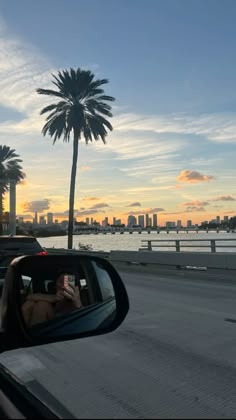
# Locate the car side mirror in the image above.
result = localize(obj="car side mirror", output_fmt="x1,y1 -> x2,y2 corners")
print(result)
0,255 -> 129,351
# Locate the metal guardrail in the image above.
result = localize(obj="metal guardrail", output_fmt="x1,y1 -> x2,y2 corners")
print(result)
140,238 -> 236,253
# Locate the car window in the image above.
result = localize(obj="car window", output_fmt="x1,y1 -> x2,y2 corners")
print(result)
0,239 -> 42,252
91,261 -> 115,301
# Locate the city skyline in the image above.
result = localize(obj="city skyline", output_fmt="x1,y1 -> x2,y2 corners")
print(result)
16,211 -> 233,229
0,1 -> 235,224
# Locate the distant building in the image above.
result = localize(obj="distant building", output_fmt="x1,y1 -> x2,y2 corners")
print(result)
102,217 -> 109,227
187,220 -> 192,228
153,214 -> 158,228
33,211 -> 38,224
113,217 -> 116,225
55,219 -> 59,224
148,218 -> 152,227
145,214 -> 149,228
216,216 -> 220,224
86,217 -> 89,225
138,215 -> 145,228
18,216 -> 24,224
127,215 -> 137,227
224,216 -> 229,222
39,216 -> 46,225
166,221 -> 176,228
177,220 -> 182,228
91,217 -> 94,225
116,219 -> 121,225
47,212 -> 53,225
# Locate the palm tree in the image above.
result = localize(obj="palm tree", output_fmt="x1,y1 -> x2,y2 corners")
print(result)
37,68 -> 115,249
0,146 -> 25,235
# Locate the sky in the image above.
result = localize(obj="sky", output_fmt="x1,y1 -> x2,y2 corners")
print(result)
0,0 -> 235,225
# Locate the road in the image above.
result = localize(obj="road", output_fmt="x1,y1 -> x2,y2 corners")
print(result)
1,268 -> 236,418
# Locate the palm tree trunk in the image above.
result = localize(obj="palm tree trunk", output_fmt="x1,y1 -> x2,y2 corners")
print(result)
68,129 -> 79,249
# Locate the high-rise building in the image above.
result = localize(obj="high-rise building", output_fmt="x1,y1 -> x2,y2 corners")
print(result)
34,211 -> 38,224
148,218 -> 152,227
116,219 -> 121,225
102,217 -> 109,227
127,215 -> 137,226
39,215 -> 46,225
187,220 -> 192,228
177,220 -> 182,228
113,217 -> 116,225
91,217 -> 94,225
216,216 -> 220,224
224,216 -> 229,222
145,214 -> 149,228
86,217 -> 89,225
153,214 -> 158,227
18,216 -> 24,224
47,212 -> 53,225
166,221 -> 176,228
138,215 -> 145,228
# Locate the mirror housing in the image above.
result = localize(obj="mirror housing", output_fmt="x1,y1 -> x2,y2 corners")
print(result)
0,254 -> 129,351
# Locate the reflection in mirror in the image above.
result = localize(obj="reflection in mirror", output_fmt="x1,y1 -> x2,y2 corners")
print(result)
19,257 -> 116,339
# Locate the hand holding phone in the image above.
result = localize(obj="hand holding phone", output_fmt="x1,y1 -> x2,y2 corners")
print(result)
63,274 -> 76,289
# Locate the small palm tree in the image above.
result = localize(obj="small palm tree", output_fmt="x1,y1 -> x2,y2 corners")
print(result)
37,68 -> 115,249
0,146 -> 25,235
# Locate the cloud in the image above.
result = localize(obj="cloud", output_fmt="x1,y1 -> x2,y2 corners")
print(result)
76,209 -> 105,216
114,112 -> 236,144
177,170 -> 215,183
182,201 -> 210,207
82,197 -> 100,201
80,166 -> 91,171
89,203 -> 109,209
211,195 -> 235,202
124,207 -> 165,215
185,206 -> 206,212
0,21 -> 54,135
127,202 -> 141,207
23,199 -> 51,212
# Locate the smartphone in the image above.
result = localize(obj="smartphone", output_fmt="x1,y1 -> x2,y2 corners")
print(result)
63,274 -> 76,288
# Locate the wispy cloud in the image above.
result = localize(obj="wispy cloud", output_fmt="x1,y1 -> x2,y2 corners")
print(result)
182,201 -> 210,207
177,170 -> 215,183
184,206 -> 206,212
76,209 -> 105,216
80,166 -> 91,172
114,112 -> 236,144
89,203 -> 109,209
82,197 -> 100,201
211,195 -> 235,202
124,207 -> 165,215
127,202 -> 141,207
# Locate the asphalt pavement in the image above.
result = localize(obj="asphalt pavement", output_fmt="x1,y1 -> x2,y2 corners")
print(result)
1,268 -> 236,418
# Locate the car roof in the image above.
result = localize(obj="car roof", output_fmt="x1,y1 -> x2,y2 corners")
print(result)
0,236 -> 36,241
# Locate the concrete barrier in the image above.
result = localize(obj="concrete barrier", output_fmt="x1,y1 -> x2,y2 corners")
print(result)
46,248 -> 236,270
46,248 -> 110,259
110,251 -> 236,270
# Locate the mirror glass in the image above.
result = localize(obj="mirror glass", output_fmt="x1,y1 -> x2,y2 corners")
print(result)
18,257 -> 117,339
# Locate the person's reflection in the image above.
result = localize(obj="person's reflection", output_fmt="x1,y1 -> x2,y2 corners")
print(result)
22,273 -> 82,328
